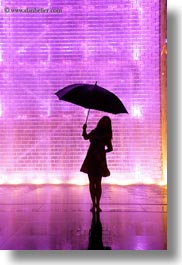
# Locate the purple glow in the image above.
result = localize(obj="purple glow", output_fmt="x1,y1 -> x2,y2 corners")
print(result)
0,0 -> 162,184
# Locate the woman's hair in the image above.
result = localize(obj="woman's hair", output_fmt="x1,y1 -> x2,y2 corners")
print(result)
95,116 -> 112,139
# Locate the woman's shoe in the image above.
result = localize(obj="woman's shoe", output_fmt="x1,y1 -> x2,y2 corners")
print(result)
96,206 -> 102,212
90,206 -> 95,212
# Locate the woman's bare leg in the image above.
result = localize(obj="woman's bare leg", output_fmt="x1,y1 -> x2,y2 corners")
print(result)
95,176 -> 102,211
88,175 -> 96,211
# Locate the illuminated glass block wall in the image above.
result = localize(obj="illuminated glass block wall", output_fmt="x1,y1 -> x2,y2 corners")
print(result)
0,0 -> 163,184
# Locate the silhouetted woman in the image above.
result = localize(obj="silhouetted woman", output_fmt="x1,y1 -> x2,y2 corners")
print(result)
80,116 -> 113,212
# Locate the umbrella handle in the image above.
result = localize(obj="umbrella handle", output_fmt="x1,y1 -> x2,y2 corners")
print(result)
85,109 -> 90,124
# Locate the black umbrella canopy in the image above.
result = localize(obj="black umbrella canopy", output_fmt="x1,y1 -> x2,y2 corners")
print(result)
55,83 -> 128,114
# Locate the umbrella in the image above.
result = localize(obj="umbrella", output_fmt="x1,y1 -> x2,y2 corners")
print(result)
55,82 -> 128,123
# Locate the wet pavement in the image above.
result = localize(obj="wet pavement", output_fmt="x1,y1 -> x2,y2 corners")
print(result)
0,184 -> 167,250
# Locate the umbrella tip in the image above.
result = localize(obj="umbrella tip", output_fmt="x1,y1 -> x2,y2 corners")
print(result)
95,81 -> 97,86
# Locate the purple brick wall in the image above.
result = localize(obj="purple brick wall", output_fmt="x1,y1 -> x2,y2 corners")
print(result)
0,0 -> 163,184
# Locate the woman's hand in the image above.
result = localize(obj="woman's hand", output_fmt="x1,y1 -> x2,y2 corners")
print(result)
83,124 -> 87,130
82,124 -> 89,140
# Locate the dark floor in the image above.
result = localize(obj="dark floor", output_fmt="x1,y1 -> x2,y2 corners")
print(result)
0,184 -> 167,250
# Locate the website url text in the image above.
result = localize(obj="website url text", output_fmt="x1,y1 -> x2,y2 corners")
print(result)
4,7 -> 62,14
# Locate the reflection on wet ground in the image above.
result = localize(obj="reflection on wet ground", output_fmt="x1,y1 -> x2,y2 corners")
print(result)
0,184 -> 167,250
